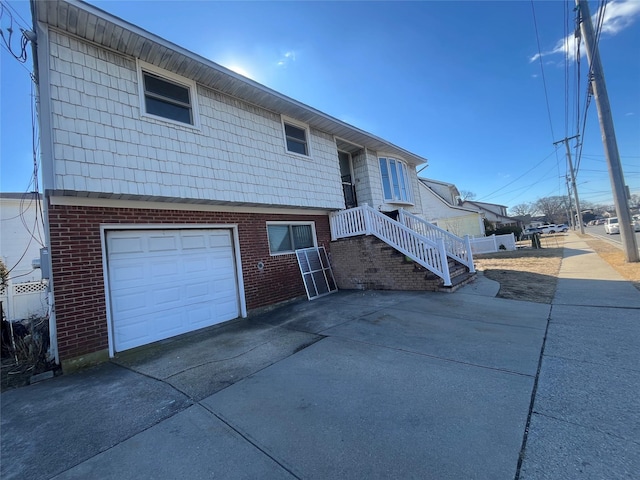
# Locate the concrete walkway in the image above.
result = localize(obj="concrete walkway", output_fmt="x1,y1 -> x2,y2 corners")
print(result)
1,232 -> 638,479
518,232 -> 640,479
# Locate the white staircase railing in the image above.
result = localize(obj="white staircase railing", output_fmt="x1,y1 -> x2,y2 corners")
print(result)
330,205 -> 452,286
397,209 -> 475,272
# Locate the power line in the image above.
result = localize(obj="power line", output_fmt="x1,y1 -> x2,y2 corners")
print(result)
0,1 -> 30,63
1,0 -> 30,29
477,148 -> 560,202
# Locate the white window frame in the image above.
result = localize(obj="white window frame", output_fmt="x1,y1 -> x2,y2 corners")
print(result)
379,156 -> 413,204
266,221 -> 317,255
281,116 -> 311,158
137,60 -> 200,129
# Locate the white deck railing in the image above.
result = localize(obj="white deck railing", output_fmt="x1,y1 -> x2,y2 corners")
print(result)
397,209 -> 475,273
330,205 -> 452,286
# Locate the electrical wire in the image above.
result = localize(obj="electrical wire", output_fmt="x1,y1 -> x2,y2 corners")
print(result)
574,0 -> 607,176
0,1 -> 29,63
530,1 -> 558,142
477,147 -> 560,202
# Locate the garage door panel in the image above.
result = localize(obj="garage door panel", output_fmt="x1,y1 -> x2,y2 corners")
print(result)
148,234 -> 179,252
208,231 -> 232,247
187,306 -> 213,326
185,282 -> 211,301
182,257 -> 211,275
107,229 -> 240,352
149,258 -> 181,279
181,234 -> 208,250
112,288 -> 149,314
109,236 -> 145,255
108,261 -> 147,285
153,286 -> 182,306
215,299 -> 240,319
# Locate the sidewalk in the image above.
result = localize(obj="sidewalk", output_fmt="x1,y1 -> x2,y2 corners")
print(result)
1,232 -> 639,479
518,232 -> 640,479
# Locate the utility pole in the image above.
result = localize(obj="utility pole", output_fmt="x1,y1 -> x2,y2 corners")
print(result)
576,0 -> 639,262
554,136 -> 584,234
565,176 -> 574,229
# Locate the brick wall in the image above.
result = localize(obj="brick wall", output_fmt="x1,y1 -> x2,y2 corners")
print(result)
48,203 -> 331,360
330,236 -> 444,291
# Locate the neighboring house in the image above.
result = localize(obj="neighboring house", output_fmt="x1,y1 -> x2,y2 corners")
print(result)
417,178 -> 485,237
461,200 -> 519,229
0,192 -> 48,320
32,0 -> 459,369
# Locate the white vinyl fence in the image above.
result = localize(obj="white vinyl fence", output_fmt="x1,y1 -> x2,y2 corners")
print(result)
469,233 -> 517,254
0,280 -> 48,321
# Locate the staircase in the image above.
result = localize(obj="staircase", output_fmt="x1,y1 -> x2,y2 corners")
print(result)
329,205 -> 475,289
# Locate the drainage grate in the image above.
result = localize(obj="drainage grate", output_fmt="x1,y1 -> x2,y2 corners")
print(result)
295,246 -> 338,300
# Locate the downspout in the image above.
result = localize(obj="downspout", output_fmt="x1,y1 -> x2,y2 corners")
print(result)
29,0 -> 59,364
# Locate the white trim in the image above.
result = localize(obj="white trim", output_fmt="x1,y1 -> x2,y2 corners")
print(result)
100,223 -> 246,358
49,195 -> 333,215
34,23 -> 59,363
281,116 -> 312,158
136,60 -> 201,129
334,135 -> 364,150
418,181 -> 481,214
266,221 -> 317,256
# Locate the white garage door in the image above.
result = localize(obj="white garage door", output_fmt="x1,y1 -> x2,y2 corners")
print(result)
106,229 -> 240,352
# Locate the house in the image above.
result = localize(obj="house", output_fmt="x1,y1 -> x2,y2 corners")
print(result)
417,178 -> 485,237
0,193 -> 48,320
461,200 -> 519,230
32,0 -> 473,371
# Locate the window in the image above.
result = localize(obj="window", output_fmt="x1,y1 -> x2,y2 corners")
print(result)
379,157 -> 412,203
267,223 -> 316,254
283,120 -> 309,156
138,62 -> 197,126
143,72 -> 192,124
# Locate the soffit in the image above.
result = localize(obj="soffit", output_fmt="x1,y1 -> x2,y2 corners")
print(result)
34,0 -> 427,166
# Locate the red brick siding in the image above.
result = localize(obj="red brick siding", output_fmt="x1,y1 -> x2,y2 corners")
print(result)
330,236 -> 444,291
47,203 -> 331,360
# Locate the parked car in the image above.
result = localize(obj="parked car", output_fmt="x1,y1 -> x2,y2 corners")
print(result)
604,217 -> 620,234
539,224 -> 567,234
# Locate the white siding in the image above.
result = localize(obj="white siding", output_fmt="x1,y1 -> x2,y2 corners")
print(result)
418,184 -> 483,237
0,197 -> 44,282
356,150 -> 422,215
47,31 -> 344,209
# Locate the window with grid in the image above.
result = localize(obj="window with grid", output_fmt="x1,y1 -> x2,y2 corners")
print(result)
379,157 -> 412,203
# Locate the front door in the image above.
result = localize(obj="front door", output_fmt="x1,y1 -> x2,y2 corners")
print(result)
338,151 -> 357,209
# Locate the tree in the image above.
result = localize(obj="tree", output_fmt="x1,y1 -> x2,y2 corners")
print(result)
535,195 -> 569,223
510,202 -> 537,217
459,190 -> 476,202
629,193 -> 640,210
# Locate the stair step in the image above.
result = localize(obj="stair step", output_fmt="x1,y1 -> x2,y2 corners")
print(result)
437,271 -> 477,292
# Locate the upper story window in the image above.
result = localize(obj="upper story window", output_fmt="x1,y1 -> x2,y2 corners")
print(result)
138,61 -> 198,127
282,118 -> 310,156
379,157 -> 413,203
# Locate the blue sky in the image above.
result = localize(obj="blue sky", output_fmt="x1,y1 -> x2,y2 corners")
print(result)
1,0 -> 639,211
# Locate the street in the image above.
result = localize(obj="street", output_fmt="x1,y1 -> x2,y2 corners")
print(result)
583,224 -> 640,249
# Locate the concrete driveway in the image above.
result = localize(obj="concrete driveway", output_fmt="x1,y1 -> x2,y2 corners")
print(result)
2,282 -> 550,480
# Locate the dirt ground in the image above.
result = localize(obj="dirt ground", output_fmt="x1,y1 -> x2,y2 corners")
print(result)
473,233 -> 640,304
473,242 -> 563,304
